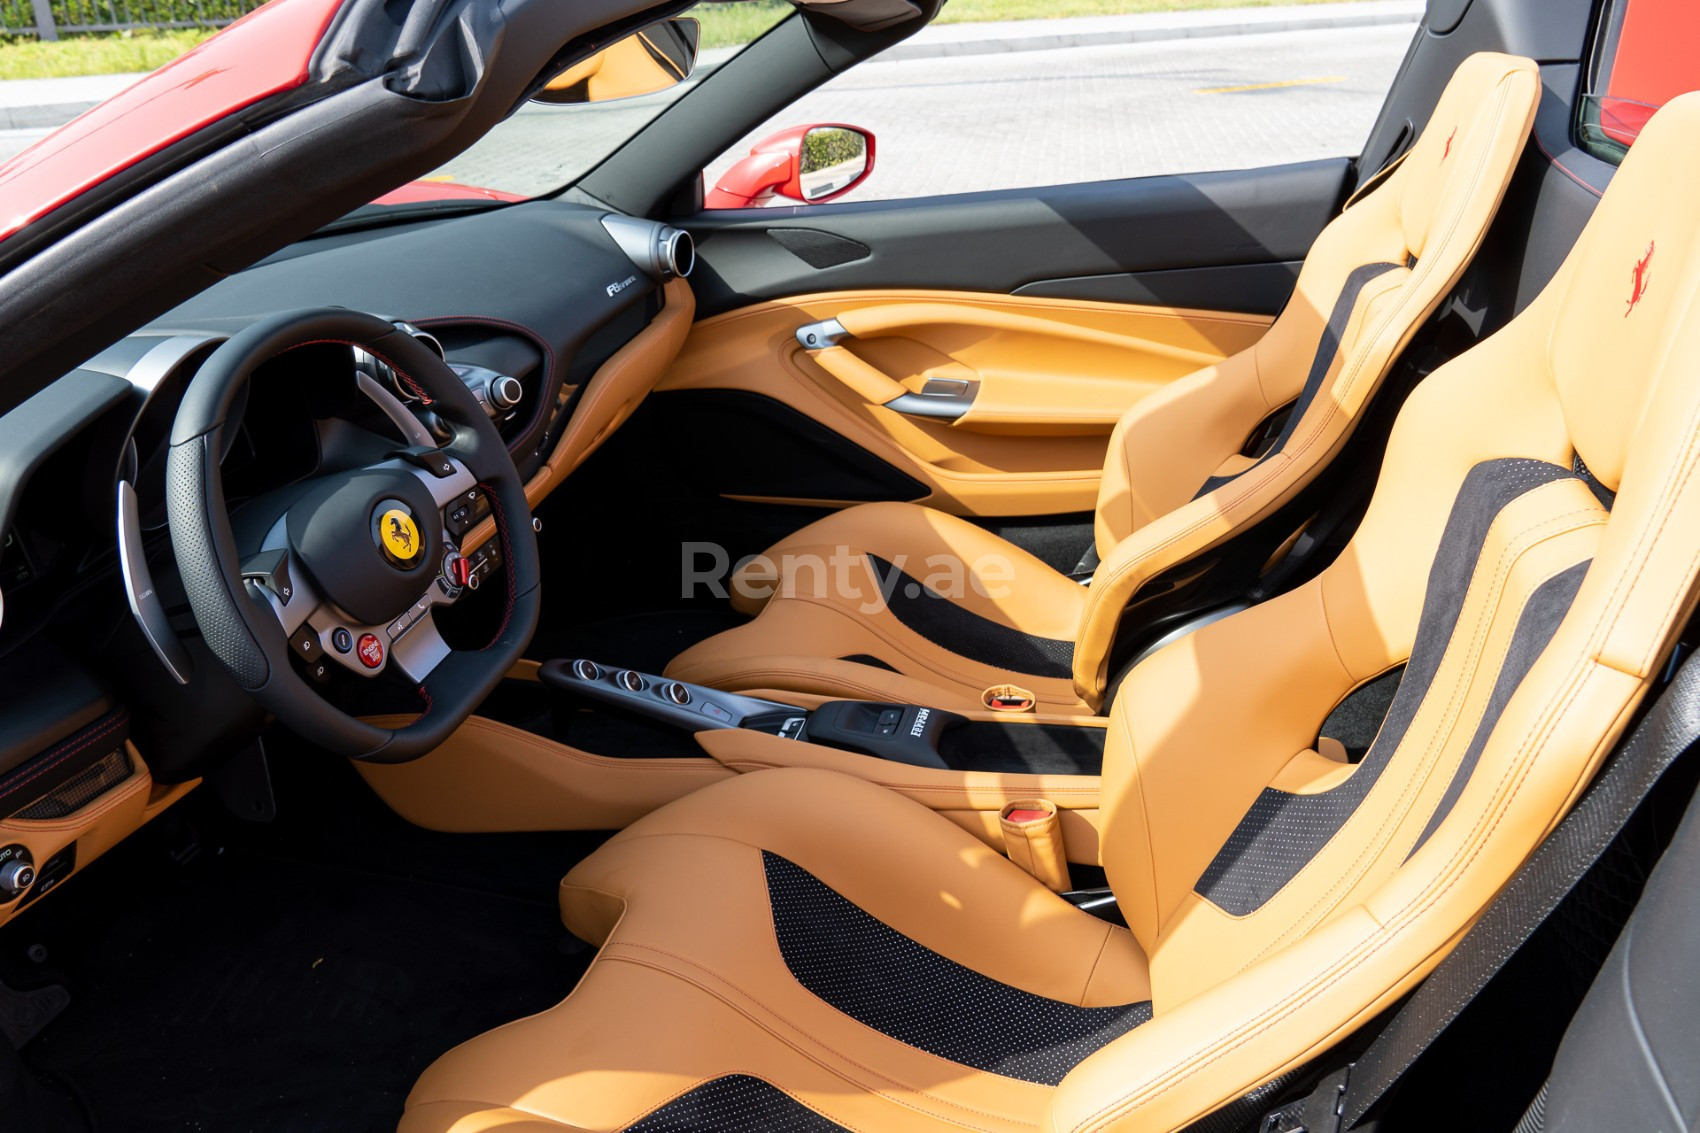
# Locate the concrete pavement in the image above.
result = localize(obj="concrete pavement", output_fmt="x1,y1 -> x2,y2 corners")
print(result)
0,1 -> 1419,137
431,23 -> 1411,202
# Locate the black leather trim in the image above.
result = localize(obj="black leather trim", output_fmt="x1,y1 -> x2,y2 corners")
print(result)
764,851 -> 1150,1085
1195,261 -> 1404,499
0,708 -> 130,820
867,555 -> 1074,679
1196,458 -> 1584,915
625,1074 -> 845,1131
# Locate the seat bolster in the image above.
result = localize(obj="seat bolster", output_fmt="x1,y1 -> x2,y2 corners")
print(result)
565,768 -> 1150,1008
1044,908 -> 1387,1133
731,500 -> 1086,630
671,501 -> 1093,712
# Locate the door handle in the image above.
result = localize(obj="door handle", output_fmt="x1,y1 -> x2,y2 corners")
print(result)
796,318 -> 978,423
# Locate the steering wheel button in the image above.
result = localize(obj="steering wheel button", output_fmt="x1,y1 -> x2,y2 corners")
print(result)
356,633 -> 384,668
331,628 -> 353,654
292,628 -> 324,662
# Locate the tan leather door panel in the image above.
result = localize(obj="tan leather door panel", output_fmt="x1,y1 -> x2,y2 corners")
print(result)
656,289 -> 1269,515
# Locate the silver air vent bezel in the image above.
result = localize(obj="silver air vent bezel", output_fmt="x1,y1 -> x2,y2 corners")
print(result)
355,321 -> 446,404
600,214 -> 695,282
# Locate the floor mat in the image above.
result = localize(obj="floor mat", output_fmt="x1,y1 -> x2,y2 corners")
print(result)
0,750 -> 605,1133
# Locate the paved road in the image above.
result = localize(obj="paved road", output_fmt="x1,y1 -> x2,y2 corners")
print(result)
0,24 -> 1412,203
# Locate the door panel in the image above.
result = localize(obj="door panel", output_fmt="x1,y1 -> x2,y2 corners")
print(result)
658,158 -> 1348,517
683,158 -> 1350,317
653,289 -> 1270,515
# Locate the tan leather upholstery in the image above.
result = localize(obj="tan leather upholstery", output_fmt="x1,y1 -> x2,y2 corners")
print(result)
0,741 -> 197,931
658,291 -> 1271,515
667,53 -> 1540,714
459,278 -> 694,556
406,91 -> 1700,1133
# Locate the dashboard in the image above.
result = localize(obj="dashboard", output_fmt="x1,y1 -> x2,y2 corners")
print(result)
0,199 -> 695,923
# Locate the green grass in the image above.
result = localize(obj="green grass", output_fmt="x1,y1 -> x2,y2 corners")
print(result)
0,28 -> 215,81
0,0 -> 1370,79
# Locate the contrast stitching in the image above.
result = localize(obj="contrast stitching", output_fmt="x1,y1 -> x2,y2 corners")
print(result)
0,711 -> 130,799
280,337 -> 434,405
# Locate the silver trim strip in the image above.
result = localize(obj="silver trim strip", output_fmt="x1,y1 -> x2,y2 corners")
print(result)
117,479 -> 192,685
883,383 -> 980,422
355,370 -> 437,449
795,318 -> 849,350
123,334 -> 223,393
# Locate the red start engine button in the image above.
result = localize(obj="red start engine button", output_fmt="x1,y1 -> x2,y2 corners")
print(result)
356,633 -> 384,669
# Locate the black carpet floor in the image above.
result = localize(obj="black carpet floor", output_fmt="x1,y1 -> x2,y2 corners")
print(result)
0,749 -> 607,1133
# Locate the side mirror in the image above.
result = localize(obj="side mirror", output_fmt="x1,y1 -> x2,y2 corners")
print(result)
706,124 -> 876,209
533,16 -> 699,105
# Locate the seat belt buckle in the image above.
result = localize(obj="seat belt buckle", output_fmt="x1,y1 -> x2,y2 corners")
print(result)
983,684 -> 1036,712
999,799 -> 1071,892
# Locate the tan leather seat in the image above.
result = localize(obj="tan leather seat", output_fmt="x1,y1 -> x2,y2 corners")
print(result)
666,53 -> 1541,716
404,91 -> 1700,1132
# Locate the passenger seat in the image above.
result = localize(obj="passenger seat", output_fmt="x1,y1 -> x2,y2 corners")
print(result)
667,53 -> 1541,715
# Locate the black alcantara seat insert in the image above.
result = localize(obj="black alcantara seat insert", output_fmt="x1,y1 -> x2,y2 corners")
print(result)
763,851 -> 1149,1086
1195,458 -> 1591,915
866,555 -> 1075,679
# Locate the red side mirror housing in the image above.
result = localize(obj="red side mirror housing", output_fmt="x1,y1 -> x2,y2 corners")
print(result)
706,123 -> 875,209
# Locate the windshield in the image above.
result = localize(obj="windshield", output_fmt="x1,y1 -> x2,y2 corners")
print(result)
406,1 -> 791,203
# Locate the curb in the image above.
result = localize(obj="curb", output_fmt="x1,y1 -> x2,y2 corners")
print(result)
0,2 -> 1422,132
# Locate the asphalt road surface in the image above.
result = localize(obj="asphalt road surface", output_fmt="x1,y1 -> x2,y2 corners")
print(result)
0,24 -> 1412,206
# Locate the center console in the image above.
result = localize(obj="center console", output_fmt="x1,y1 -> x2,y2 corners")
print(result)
354,654 -> 1112,875
538,658 -> 967,770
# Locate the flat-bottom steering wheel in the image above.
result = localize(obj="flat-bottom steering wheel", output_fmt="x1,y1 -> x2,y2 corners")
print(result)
167,309 -> 541,762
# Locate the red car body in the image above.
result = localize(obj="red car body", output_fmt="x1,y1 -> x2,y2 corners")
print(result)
0,0 -> 343,243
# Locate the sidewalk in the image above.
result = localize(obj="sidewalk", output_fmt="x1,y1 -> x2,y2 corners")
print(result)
0,0 -> 1422,132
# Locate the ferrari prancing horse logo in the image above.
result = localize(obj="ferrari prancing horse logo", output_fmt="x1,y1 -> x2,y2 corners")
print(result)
379,508 -> 422,566
1627,240 -> 1655,317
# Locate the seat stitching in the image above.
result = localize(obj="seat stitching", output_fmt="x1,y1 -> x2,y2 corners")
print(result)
602,945 -> 1041,1130
1078,923 -> 1119,1009
1237,507 -> 1605,967
1266,78 -> 1516,483
1080,77 -> 1521,696
1074,541 -> 1643,1133
1068,655 -> 1598,1133
1593,356 -> 1700,672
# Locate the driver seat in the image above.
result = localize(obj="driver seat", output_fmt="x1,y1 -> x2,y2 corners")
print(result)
402,97 -> 1700,1133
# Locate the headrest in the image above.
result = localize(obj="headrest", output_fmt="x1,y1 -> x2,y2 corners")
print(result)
1398,52 -> 1541,260
1549,92 -> 1700,491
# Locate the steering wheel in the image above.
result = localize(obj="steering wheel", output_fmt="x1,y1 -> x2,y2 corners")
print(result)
166,309 -> 541,762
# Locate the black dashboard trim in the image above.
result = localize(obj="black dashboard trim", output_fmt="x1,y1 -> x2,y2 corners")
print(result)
0,370 -> 131,552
